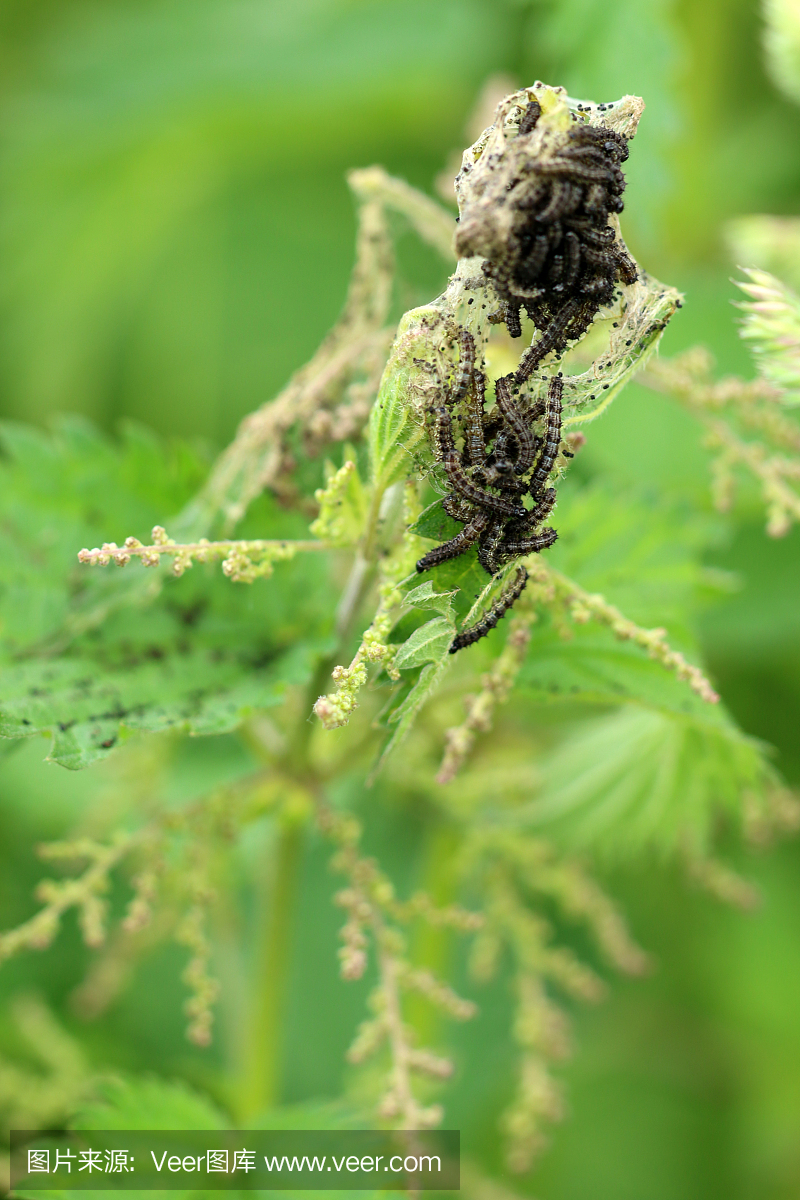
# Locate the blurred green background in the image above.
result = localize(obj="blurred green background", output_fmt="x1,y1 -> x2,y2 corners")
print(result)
1,1 -> 800,1198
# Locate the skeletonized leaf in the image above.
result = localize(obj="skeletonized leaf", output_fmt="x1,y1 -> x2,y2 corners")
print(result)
368,309 -> 434,492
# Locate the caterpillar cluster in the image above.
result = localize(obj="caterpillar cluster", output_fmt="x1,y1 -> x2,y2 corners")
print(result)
415,328 -> 563,652
483,100 -> 637,380
422,100 -> 639,650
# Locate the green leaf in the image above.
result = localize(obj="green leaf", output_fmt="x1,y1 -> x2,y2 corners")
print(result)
402,579 -> 457,618
369,660 -> 448,783
508,706 -> 773,859
74,1074 -> 229,1131
516,621 -> 716,718
16,1087 -> 398,1200
408,498 -> 462,542
0,421 -> 334,767
371,573 -> 460,770
368,368 -> 424,494
0,643 -> 320,770
393,616 -> 454,670
368,303 -> 447,494
14,1076 -> 232,1200
409,501 -> 494,619
0,420 -> 207,656
234,1103 -> 403,1200
419,547 -> 491,622
550,480 -> 715,639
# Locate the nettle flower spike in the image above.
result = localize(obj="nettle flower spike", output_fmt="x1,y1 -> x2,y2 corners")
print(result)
79,525 -> 324,580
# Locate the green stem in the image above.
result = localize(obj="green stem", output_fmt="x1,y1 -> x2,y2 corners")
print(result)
239,818 -> 305,1120
237,479 -> 405,1113
294,477 -> 403,754
404,821 -> 459,1048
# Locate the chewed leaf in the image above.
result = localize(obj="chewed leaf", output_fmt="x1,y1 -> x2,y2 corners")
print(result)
560,272 -> 682,426
0,644 -> 319,770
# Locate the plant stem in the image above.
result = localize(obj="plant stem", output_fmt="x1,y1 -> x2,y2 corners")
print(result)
237,521 -> 385,1112
239,477 -> 404,1112
404,822 -> 459,1049
297,479 -> 403,746
239,818 -> 304,1119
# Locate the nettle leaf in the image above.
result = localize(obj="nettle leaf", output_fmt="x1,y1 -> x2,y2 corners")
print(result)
549,480 -> 712,637
0,419 -> 208,655
74,1074 -> 229,1131
0,421 -> 334,767
420,548 -> 490,622
393,616 -> 454,670
516,621 -> 716,717
19,1085 -> 388,1200
14,1076 -> 232,1200
401,579 -> 457,618
370,660 -> 448,781
412,482 -> 710,637
0,643 -> 317,770
372,577 -> 458,772
368,329 -> 428,492
508,706 -> 772,859
559,270 -> 681,427
387,579 -> 457,650
408,497 -> 462,543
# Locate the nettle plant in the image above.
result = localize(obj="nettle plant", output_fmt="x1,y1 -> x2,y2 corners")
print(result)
2,84 -> 800,1169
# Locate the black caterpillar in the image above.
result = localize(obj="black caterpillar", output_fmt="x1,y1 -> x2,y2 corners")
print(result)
449,567 -> 529,653
415,329 -> 564,652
